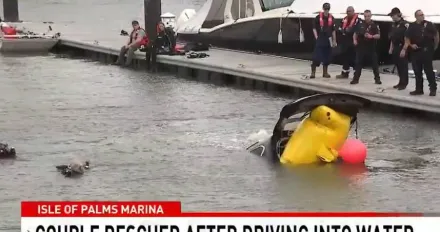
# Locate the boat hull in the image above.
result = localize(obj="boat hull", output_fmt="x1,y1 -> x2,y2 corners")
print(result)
0,38 -> 59,53
177,17 -> 440,65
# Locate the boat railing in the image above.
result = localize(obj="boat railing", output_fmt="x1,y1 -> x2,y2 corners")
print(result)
1,34 -> 58,39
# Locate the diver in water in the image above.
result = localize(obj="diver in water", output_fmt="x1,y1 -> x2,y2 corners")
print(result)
83,161 -> 90,169
0,143 -> 16,158
56,161 -> 90,177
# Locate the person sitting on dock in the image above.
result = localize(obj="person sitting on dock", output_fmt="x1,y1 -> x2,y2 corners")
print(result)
146,21 -> 176,71
155,22 -> 175,54
310,3 -> 337,79
114,20 -> 149,66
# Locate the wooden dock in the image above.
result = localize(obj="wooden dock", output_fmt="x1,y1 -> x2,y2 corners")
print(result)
55,38 -> 440,116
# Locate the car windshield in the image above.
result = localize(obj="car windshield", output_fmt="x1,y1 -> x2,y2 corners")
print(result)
260,0 -> 294,11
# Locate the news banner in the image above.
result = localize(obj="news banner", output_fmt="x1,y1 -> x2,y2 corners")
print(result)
21,202 -> 439,232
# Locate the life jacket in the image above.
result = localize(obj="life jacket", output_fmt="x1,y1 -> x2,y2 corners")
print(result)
130,28 -> 149,46
319,12 -> 333,27
342,14 -> 358,29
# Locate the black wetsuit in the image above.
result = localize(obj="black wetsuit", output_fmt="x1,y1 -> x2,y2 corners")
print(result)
405,20 -> 438,95
389,19 -> 409,89
352,20 -> 381,84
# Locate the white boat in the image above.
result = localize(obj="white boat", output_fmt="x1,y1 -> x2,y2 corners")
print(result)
0,35 -> 59,53
174,0 -> 440,64
0,24 -> 60,53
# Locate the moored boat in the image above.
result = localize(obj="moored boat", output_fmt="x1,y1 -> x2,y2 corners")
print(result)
174,0 -> 440,65
1,24 -> 60,53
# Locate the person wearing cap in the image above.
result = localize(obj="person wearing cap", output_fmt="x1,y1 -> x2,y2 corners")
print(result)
388,7 -> 409,90
351,10 -> 382,85
336,6 -> 361,79
310,2 -> 337,79
114,20 -> 149,66
402,10 -> 439,96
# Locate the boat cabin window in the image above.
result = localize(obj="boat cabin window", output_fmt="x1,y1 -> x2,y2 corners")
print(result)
260,0 -> 294,11
232,0 -> 255,20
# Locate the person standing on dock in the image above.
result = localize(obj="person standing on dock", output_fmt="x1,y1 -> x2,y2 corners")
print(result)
310,2 -> 337,79
114,20 -> 149,67
402,10 -> 439,96
336,6 -> 361,79
351,10 -> 382,85
388,7 -> 409,90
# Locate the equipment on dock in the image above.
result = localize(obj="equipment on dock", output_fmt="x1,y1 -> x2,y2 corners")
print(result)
0,143 -> 16,159
246,93 -> 370,165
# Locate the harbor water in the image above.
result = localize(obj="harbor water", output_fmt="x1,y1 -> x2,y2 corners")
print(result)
1,0 -> 440,230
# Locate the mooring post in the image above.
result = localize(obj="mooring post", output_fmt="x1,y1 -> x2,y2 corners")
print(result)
3,0 -> 20,22
144,0 -> 161,71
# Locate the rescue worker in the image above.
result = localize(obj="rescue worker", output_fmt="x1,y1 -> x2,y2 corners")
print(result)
388,7 -> 409,90
114,20 -> 149,66
310,2 -> 337,79
402,10 -> 439,96
351,10 -> 382,85
336,6 -> 361,79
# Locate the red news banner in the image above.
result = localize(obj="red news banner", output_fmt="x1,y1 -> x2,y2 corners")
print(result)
21,201 -> 428,232
22,201 -> 181,217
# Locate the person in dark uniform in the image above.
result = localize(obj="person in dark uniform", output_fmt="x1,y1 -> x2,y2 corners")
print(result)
402,10 -> 439,96
351,10 -> 382,85
336,6 -> 361,79
146,22 -> 176,71
310,2 -> 337,79
388,7 -> 409,90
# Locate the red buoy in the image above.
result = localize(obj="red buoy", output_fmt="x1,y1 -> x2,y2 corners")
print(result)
339,138 -> 367,164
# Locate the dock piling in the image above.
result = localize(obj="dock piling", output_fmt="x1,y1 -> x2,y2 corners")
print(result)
2,0 -> 20,22
144,0 -> 161,70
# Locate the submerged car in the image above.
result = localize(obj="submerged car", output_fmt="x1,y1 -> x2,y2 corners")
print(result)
246,93 -> 371,165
